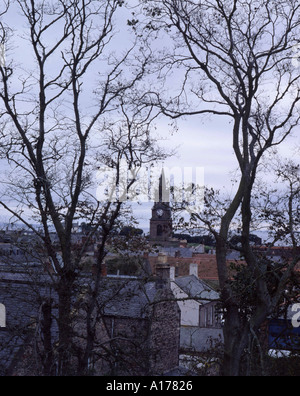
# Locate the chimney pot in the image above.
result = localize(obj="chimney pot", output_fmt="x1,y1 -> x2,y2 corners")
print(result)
155,255 -> 170,289
170,266 -> 175,281
189,263 -> 198,278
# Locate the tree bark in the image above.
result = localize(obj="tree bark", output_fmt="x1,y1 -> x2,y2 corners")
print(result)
41,299 -> 54,376
57,272 -> 76,376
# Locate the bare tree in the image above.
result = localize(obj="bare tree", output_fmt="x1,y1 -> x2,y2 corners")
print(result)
137,0 -> 300,375
0,0 -> 165,375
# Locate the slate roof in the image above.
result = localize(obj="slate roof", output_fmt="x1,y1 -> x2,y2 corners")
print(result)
97,278 -> 159,319
0,272 -> 57,375
174,275 -> 219,304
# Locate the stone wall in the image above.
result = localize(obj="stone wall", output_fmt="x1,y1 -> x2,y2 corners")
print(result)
148,288 -> 181,375
100,316 -> 151,375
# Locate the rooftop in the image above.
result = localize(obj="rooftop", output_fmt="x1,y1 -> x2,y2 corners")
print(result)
174,275 -> 219,303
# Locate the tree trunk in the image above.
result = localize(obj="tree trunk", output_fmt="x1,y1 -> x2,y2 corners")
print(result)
216,213 -> 249,376
57,273 -> 75,376
41,299 -> 54,376
222,307 -> 249,376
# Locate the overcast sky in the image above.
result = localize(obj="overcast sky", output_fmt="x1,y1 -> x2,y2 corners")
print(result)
0,2 -> 299,236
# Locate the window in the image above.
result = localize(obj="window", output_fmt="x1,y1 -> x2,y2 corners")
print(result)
200,304 -> 216,328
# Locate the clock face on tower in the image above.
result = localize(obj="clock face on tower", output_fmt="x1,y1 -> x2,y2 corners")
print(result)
156,209 -> 164,218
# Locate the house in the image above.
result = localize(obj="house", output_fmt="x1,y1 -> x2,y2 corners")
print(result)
170,263 -> 223,353
0,257 -> 181,376
151,254 -> 223,353
87,275 -> 181,376
0,269 -> 57,375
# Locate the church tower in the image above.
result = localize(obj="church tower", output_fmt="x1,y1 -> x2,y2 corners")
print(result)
149,170 -> 173,245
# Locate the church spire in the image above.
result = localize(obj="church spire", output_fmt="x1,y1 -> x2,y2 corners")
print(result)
158,171 -> 163,203
158,168 -> 169,204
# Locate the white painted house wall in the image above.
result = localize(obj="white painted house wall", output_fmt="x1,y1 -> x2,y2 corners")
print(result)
170,281 -> 201,326
170,266 -> 201,327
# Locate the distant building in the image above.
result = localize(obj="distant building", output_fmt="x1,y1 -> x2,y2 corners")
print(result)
149,171 -> 174,246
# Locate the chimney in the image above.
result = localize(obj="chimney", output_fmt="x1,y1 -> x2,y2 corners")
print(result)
170,266 -> 175,281
189,263 -> 198,278
157,252 -> 168,265
155,253 -> 170,289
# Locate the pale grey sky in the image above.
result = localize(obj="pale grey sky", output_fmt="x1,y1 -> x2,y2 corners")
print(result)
0,2 -> 300,235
